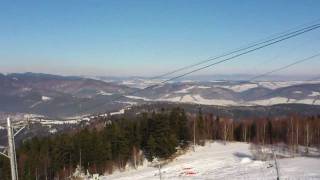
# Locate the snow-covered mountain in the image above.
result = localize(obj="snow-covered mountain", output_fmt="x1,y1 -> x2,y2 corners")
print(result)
129,80 -> 320,106
1,73 -> 320,118
0,72 -> 136,118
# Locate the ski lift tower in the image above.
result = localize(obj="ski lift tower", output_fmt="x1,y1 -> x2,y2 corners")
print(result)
7,117 -> 18,180
0,117 -> 26,180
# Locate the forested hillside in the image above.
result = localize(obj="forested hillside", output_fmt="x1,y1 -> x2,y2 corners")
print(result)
0,107 -> 320,179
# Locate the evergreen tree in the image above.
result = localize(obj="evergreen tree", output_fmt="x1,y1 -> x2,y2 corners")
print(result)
146,135 -> 156,161
0,156 -> 10,180
177,109 -> 190,146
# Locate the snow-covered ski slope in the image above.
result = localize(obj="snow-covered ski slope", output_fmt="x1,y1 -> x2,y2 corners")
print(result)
103,142 -> 320,180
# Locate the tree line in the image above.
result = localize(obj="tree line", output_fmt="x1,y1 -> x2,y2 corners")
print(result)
0,107 -> 319,179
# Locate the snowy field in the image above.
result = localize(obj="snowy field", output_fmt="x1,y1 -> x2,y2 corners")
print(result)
103,142 -> 320,180
157,94 -> 320,106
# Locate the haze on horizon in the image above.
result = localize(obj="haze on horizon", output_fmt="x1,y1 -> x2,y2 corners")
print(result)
1,0 -> 320,78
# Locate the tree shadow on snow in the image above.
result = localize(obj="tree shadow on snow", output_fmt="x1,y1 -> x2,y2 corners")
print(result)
233,152 -> 253,159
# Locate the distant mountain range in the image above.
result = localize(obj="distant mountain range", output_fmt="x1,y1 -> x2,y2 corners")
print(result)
0,72 -> 136,118
0,72 -> 320,118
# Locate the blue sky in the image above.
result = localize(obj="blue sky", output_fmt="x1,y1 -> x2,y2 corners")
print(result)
0,0 -> 320,77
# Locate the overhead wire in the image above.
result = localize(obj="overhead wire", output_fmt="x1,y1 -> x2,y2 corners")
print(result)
248,53 -> 320,81
198,52 -> 320,104
78,23 -> 320,115
149,19 -> 320,80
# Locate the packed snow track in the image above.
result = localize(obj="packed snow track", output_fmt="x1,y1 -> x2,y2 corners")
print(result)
103,142 -> 320,180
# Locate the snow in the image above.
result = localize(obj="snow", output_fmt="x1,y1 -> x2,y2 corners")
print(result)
30,101 -> 42,108
114,81 -> 320,107
275,157 -> 320,179
0,126 -> 5,130
49,128 -> 57,134
258,81 -> 285,89
180,80 -> 195,83
126,96 -> 151,101
158,94 -> 320,106
180,95 -> 196,103
99,114 -> 108,117
126,91 -> 320,106
159,94 -> 238,106
102,142 -> 320,180
226,84 -> 258,92
25,116 -> 91,126
293,91 -> 302,94
117,101 -> 138,105
22,87 -> 32,92
159,96 -> 182,102
110,109 -> 125,116
175,86 -> 195,93
258,81 -> 320,90
39,119 -> 80,125
209,83 -> 258,92
309,91 -> 320,97
250,97 -> 289,106
82,117 -> 91,121
240,157 -> 252,164
121,79 -> 164,89
249,97 -> 320,106
121,80 -> 136,85
197,86 -> 211,89
163,94 -> 171,98
42,96 -> 52,101
192,95 -> 238,106
97,91 -> 113,96
295,99 -> 320,105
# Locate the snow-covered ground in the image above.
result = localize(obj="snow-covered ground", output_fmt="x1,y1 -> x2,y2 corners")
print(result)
119,81 -> 320,106
250,97 -> 289,106
309,91 -> 320,97
102,142 -> 320,180
175,86 -> 195,93
110,108 -> 125,115
97,90 -> 113,96
125,95 -> 152,101
223,84 -> 259,92
33,118 -> 88,125
135,93 -> 320,106
158,94 -> 238,106
42,96 -> 52,101
121,79 -> 165,89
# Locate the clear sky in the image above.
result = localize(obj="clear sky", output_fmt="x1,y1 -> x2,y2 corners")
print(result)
0,0 -> 320,77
